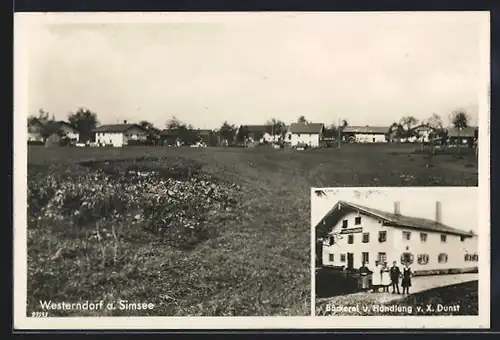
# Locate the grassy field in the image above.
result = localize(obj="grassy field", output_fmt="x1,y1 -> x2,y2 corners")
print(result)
315,280 -> 478,316
26,144 -> 478,317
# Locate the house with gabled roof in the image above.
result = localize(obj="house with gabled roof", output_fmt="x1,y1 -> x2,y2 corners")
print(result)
342,126 -> 390,143
27,118 -> 45,143
316,200 -> 478,273
92,121 -> 149,147
447,126 -> 478,148
287,122 -> 325,147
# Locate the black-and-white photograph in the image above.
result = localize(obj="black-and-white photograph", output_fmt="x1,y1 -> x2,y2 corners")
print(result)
313,187 -> 481,316
14,11 -> 489,329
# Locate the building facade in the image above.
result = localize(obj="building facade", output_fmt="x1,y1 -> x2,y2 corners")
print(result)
342,126 -> 390,143
57,121 -> 80,142
93,123 -> 149,147
287,122 -> 325,147
317,200 -> 478,273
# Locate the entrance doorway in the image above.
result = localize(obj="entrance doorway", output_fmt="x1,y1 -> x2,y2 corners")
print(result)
347,253 -> 354,270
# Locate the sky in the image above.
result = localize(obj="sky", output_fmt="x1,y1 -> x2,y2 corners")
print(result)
311,187 -> 478,234
22,12 -> 488,130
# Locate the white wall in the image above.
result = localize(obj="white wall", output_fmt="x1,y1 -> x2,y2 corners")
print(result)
321,212 -> 478,272
354,133 -> 387,143
291,133 -> 320,147
96,132 -> 125,147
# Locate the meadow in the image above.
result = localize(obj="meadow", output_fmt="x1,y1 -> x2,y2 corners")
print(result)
26,143 -> 478,316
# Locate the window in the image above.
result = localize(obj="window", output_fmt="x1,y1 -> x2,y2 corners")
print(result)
441,235 -> 447,243
401,252 -> 414,265
377,252 -> 387,263
329,253 -> 334,262
328,235 -> 335,246
342,220 -> 348,228
417,254 -> 429,265
362,233 -> 369,243
362,252 -> 369,264
402,231 -> 411,241
340,253 -> 346,262
438,253 -> 448,263
348,235 -> 354,244
465,253 -> 479,262
378,231 -> 387,243
420,233 -> 427,242
355,216 -> 362,225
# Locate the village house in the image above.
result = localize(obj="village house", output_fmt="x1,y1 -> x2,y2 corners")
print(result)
410,124 -> 438,143
287,122 -> 325,148
27,118 -> 45,143
447,126 -> 478,148
342,126 -> 390,143
316,200 -> 478,274
56,121 -> 80,142
93,121 -> 149,147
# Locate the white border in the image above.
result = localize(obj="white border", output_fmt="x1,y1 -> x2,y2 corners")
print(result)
13,11 -> 491,330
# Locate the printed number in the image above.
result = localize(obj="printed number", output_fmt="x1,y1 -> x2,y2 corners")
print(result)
31,311 -> 49,317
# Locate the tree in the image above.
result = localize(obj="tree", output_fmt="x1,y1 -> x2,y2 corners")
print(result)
27,109 -> 61,140
165,116 -> 184,132
426,113 -> 443,129
389,122 -> 405,141
236,125 -> 250,144
68,108 -> 99,142
399,116 -> 419,131
323,123 -> 338,139
297,115 -> 307,123
265,118 -> 286,138
218,121 -> 236,146
450,109 -> 470,129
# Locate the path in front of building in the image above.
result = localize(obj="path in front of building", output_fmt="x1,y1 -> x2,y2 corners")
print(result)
316,273 -> 479,305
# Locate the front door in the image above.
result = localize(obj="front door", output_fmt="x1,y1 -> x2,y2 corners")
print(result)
347,253 -> 354,270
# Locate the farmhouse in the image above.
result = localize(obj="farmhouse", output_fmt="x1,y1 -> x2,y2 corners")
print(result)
411,124 -> 437,143
342,126 -> 390,143
93,122 -> 149,147
316,200 -> 478,273
27,118 -> 45,142
56,121 -> 80,142
287,122 -> 325,147
447,126 -> 478,148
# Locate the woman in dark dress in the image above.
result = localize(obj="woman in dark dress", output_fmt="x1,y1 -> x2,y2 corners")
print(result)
401,262 -> 412,294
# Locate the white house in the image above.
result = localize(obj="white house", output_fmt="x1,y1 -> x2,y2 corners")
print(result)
411,124 -> 437,143
342,126 -> 390,143
93,123 -> 149,147
316,200 -> 478,273
287,122 -> 325,147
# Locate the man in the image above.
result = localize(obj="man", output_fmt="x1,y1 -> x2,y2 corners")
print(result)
390,261 -> 401,294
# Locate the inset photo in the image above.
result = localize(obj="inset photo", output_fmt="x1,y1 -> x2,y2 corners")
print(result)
312,187 -> 483,317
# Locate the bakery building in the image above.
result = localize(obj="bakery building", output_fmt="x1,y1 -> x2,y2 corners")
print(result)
316,200 -> 478,273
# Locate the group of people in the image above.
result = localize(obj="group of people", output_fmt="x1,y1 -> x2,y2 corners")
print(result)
359,260 -> 412,294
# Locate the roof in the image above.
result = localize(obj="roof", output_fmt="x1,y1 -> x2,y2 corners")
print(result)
192,129 -> 214,136
288,122 -> 324,134
92,124 -> 147,133
342,126 -> 390,134
447,126 -> 478,138
411,124 -> 437,131
57,121 -> 79,131
316,200 -> 475,237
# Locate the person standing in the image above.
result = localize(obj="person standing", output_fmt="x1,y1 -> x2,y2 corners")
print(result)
390,261 -> 401,294
401,262 -> 413,294
381,262 -> 391,292
371,261 -> 382,292
359,262 -> 371,291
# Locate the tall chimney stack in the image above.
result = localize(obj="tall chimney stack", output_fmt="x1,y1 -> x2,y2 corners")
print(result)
435,201 -> 442,224
394,201 -> 401,215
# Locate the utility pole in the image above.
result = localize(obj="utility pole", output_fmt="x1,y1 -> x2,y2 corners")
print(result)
338,117 -> 341,149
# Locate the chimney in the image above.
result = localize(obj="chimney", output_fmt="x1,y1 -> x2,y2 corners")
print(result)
394,201 -> 401,215
435,201 -> 442,224
123,120 -> 127,124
